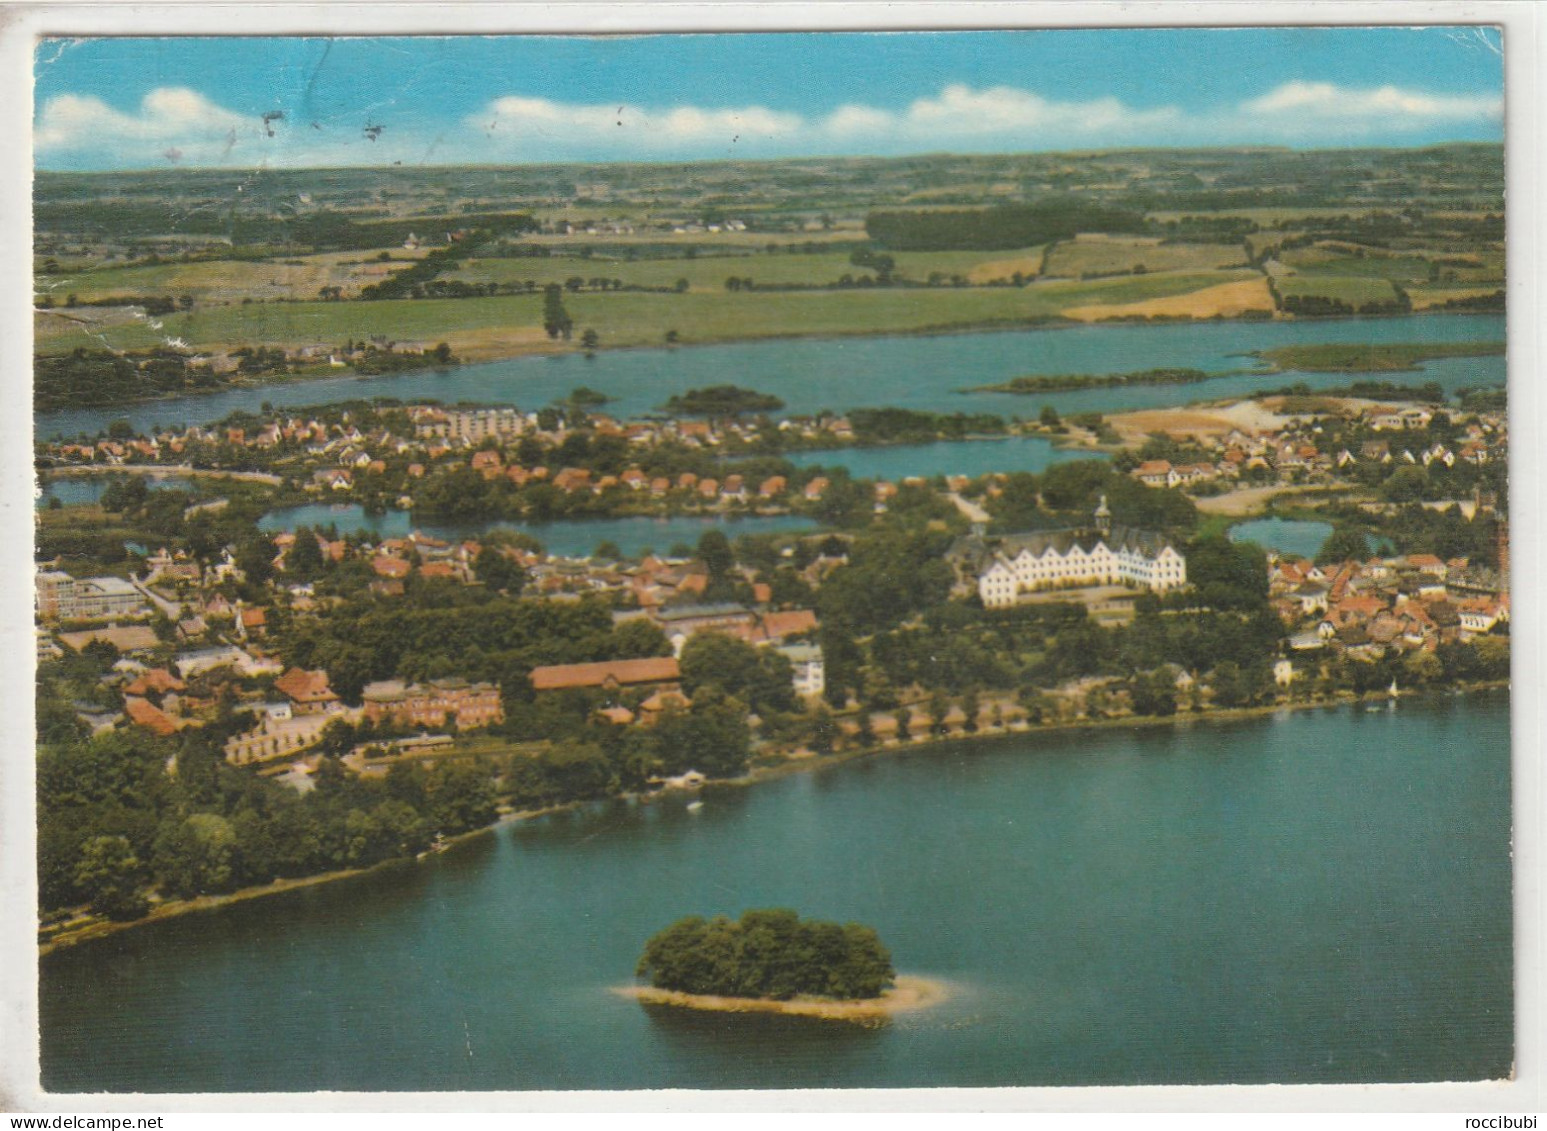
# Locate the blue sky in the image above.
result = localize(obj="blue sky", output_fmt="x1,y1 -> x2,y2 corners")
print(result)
33,29 -> 1505,170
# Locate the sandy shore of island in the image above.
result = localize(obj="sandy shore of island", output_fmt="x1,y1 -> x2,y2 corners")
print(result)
613,975 -> 949,1024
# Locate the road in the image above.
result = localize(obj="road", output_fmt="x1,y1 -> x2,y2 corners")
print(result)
946,492 -> 991,525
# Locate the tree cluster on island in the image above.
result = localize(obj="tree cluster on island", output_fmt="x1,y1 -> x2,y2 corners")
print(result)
658,385 -> 786,417
636,908 -> 896,1001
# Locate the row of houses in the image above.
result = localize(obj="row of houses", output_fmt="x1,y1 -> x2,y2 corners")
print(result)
1271,551 -> 1509,657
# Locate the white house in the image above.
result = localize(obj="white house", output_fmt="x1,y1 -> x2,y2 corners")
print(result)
951,499 -> 1187,610
775,643 -> 826,700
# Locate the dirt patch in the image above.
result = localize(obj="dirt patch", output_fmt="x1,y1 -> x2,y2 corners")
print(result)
451,326 -> 567,361
1108,400 -> 1289,444
1062,276 -> 1274,322
967,252 -> 1046,284
614,974 -> 949,1025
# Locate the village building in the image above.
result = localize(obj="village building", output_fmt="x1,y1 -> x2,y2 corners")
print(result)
948,499 -> 1187,610
224,712 -> 337,766
36,570 -> 148,622
529,656 -> 681,695
57,623 -> 161,655
274,667 -> 343,714
360,678 -> 504,730
775,643 -> 825,700
652,603 -> 759,653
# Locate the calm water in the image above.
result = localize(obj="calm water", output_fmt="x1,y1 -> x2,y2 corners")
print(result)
35,314 -> 1504,440
1229,518 -> 1334,561
258,505 -> 817,558
35,475 -> 194,508
39,693 -> 1511,1092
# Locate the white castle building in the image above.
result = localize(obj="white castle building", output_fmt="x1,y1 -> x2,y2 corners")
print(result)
949,498 -> 1187,609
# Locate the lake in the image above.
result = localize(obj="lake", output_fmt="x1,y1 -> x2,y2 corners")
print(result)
35,474 -> 195,508
258,505 -> 818,559
1228,518 -> 1334,561
39,692 -> 1511,1092
34,314 -> 1504,441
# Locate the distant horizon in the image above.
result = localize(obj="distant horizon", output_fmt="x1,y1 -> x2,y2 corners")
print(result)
31,138 -> 1507,179
33,30 -> 1504,172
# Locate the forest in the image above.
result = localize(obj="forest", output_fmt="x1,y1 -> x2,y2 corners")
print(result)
865,201 -> 1147,250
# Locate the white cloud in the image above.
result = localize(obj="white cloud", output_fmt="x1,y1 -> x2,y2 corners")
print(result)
36,87 -> 249,153
35,86 -> 435,168
478,95 -> 802,150
1242,80 -> 1502,122
881,84 -> 1181,139
33,79 -> 1504,170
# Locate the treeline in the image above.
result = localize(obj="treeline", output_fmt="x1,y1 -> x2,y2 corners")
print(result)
37,294 -> 188,315
1271,283 -> 1413,318
1265,380 -> 1449,405
231,212 -> 539,252
359,236 -> 483,301
866,201 -> 1146,251
275,589 -> 670,703
636,909 -> 896,1001
985,459 -> 1199,538
1427,290 -> 1504,312
35,349 -> 228,410
35,713 -> 498,920
847,408 -> 1007,444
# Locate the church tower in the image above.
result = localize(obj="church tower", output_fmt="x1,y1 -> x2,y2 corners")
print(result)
1093,495 -> 1112,537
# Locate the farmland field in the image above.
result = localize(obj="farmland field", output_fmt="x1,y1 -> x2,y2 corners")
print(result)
1062,275 -> 1274,322
449,247 -> 1050,293
35,248 -> 433,306
1274,274 -> 1400,306
1042,238 -> 1248,278
34,269 -> 1272,360
1280,251 -> 1433,283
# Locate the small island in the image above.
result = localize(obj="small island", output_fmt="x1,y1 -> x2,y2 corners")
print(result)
620,908 -> 943,1022
1252,340 -> 1505,373
965,367 -> 1219,395
659,384 -> 786,416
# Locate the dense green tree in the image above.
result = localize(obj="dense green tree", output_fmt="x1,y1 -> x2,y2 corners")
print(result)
1317,525 -> 1371,565
636,909 -> 895,1000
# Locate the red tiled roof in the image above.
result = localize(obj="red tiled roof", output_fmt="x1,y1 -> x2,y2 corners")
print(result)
529,656 -> 680,692
124,696 -> 177,737
124,668 -> 185,696
761,609 -> 818,640
275,667 -> 337,705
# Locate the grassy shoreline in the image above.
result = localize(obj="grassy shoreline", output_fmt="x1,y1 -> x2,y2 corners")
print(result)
37,681 -> 1506,956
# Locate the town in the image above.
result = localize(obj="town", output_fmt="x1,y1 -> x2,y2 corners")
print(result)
35,374 -> 1509,936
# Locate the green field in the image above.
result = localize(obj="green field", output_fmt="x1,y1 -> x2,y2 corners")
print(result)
450,247 -> 1048,293
1041,238 -> 1247,278
35,249 -> 431,306
1283,254 -> 1432,283
1274,274 -> 1400,305
34,269 -> 1254,359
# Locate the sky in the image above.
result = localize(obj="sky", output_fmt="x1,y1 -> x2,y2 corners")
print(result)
31,28 -> 1505,171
